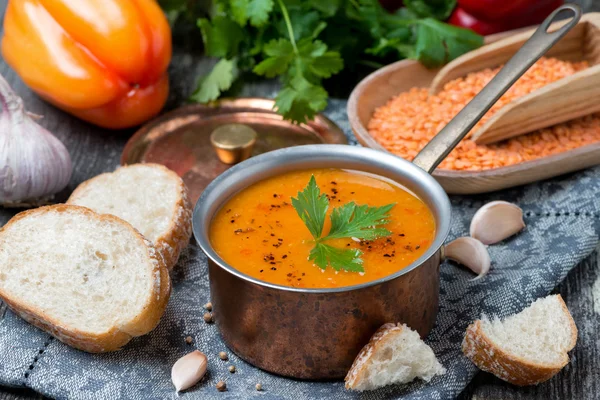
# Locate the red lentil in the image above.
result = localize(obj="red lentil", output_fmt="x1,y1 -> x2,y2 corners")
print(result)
368,57 -> 600,171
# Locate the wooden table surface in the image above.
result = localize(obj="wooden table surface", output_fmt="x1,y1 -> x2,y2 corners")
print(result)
1,1 -> 599,399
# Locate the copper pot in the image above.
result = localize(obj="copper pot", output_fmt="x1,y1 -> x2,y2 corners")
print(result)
192,6 -> 580,379
194,145 -> 450,379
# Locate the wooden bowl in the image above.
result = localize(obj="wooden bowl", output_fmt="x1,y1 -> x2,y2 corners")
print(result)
347,27 -> 600,195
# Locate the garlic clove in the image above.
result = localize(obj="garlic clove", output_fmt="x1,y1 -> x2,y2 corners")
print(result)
0,74 -> 72,206
171,350 -> 208,393
470,201 -> 525,245
445,237 -> 491,280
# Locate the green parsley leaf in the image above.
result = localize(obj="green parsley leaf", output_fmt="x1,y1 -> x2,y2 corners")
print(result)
197,16 -> 244,58
403,0 -> 457,20
415,18 -> 483,67
307,0 -> 342,18
326,202 -> 394,240
295,40 -> 344,80
230,0 -> 274,27
291,175 -> 328,239
310,243 -> 364,272
190,59 -> 238,102
253,39 -> 295,78
291,175 -> 395,273
274,74 -> 328,123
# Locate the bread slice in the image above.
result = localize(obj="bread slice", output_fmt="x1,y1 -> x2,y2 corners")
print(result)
0,205 -> 171,352
345,323 -> 446,391
462,294 -> 577,386
67,163 -> 192,270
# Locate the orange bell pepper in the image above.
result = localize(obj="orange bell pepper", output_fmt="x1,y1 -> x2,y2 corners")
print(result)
1,0 -> 171,129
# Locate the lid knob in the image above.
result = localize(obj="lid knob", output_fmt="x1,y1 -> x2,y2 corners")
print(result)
210,124 -> 258,165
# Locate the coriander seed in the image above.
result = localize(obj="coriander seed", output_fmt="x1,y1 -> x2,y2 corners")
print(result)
219,351 -> 228,360
203,312 -> 213,323
216,381 -> 226,392
205,302 -> 213,311
228,365 -> 236,373
255,383 -> 262,391
185,336 -> 193,345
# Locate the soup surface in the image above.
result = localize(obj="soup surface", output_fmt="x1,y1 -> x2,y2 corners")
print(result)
209,169 -> 436,289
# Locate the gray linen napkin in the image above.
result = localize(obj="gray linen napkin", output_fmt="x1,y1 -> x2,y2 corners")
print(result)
1,100 -> 599,400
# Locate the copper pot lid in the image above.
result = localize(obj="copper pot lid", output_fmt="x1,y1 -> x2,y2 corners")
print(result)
121,98 -> 347,204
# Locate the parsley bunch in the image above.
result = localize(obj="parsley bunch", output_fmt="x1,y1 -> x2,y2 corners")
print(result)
161,0 -> 482,124
292,176 -> 394,273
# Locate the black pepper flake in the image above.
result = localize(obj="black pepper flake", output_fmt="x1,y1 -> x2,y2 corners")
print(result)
262,240 -> 269,243
331,181 -> 337,185
230,220 -> 235,223
302,273 -> 305,276
384,254 -> 392,257
271,267 -> 277,271
282,255 -> 288,259
350,192 -> 355,194
270,233 -> 275,237
287,273 -> 292,277
331,188 -> 338,195
273,194 -> 278,198
270,261 -> 276,265
277,238 -> 283,242
260,270 -> 264,273
416,245 -> 421,249
273,243 -> 282,248
399,233 -> 405,237
226,209 -> 232,213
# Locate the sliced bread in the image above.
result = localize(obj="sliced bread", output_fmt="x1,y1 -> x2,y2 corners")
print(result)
345,323 -> 446,391
0,205 -> 171,352
462,294 -> 577,386
67,163 -> 192,270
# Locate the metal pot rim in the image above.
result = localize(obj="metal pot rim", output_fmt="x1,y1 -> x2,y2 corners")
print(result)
193,144 -> 451,294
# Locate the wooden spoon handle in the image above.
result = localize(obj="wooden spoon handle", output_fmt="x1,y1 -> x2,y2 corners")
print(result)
412,4 -> 582,174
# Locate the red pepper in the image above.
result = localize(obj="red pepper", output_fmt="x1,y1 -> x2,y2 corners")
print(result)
449,0 -> 564,35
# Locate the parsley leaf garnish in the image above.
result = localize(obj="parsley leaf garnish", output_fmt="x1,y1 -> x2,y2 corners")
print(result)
310,243 -> 364,272
327,202 -> 393,240
290,175 -> 328,239
292,176 -> 395,273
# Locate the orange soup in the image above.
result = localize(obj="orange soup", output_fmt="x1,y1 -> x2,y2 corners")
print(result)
209,169 -> 436,288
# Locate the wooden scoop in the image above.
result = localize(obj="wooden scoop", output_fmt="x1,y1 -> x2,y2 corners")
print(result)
428,13 -> 600,145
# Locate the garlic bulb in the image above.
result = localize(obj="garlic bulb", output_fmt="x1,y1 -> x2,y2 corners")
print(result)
0,75 -> 72,205
172,350 -> 208,392
445,237 -> 491,280
470,201 -> 525,245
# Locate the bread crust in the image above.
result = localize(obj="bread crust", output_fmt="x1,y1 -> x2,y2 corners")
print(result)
0,205 -> 171,353
345,323 -> 401,390
462,295 -> 577,386
67,163 -> 193,270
